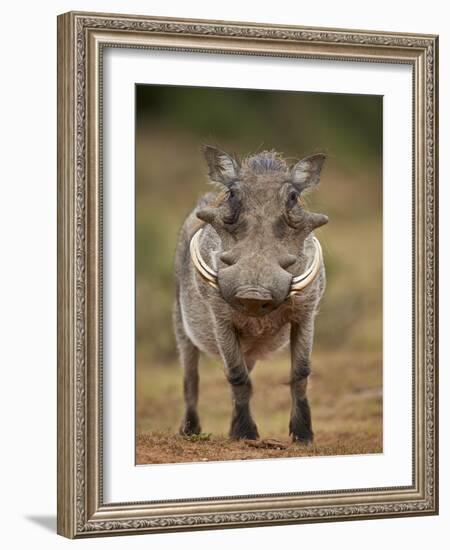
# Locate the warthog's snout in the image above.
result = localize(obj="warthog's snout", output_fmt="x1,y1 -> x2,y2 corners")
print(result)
217,257 -> 293,316
233,287 -> 276,317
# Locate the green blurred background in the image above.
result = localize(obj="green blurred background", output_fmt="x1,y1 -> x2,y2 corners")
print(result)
135,84 -> 382,446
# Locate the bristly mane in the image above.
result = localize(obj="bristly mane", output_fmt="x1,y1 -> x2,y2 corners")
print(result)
242,150 -> 288,175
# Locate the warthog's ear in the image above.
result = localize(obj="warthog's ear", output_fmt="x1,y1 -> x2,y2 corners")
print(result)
291,153 -> 326,190
202,145 -> 239,187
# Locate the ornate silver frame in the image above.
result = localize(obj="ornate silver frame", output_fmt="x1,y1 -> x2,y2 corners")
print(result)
57,11 -> 439,538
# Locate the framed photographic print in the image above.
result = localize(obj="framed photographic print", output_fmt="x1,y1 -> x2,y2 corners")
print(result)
57,11 -> 439,538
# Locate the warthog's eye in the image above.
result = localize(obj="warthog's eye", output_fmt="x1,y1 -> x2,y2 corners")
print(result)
287,189 -> 299,210
223,187 -> 241,226
283,187 -> 304,229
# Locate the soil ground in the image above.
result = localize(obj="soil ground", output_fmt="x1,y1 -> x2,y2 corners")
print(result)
136,349 -> 382,464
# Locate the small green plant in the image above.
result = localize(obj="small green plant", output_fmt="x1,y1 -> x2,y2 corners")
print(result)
183,432 -> 212,442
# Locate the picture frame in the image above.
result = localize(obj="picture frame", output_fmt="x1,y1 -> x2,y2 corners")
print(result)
57,10 -> 439,538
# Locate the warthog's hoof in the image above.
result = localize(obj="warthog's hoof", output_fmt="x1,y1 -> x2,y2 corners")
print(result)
230,419 -> 260,441
179,411 -> 201,436
289,419 -> 314,445
291,433 -> 314,445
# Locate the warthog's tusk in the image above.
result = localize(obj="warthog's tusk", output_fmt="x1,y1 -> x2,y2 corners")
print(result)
189,228 -> 220,288
289,236 -> 323,295
189,227 -> 323,294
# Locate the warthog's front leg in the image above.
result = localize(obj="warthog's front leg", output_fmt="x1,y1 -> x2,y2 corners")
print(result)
214,319 -> 259,440
289,319 -> 314,443
174,299 -> 201,436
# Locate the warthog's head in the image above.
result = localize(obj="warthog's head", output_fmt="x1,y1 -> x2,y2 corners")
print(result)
196,146 -> 328,317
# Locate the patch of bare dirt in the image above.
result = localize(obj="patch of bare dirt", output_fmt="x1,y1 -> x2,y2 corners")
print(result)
136,431 -> 382,465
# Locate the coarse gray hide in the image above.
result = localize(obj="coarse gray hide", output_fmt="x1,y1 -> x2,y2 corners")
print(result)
173,146 -> 328,442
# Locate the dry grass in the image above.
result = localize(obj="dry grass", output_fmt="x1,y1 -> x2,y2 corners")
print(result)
136,349 -> 382,464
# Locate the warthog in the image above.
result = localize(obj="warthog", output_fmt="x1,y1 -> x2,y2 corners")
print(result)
173,146 -> 328,442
